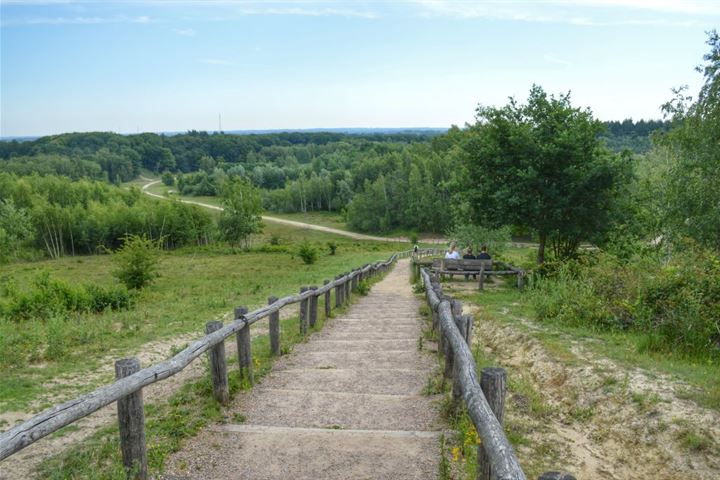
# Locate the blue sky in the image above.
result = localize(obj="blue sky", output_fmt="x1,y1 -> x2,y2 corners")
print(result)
1,1 -> 718,136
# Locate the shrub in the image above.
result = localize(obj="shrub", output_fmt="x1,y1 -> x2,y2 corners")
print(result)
297,242 -> 318,265
269,234 -> 281,246
161,171 -> 175,186
113,234 -> 162,290
529,248 -> 720,359
409,232 -> 419,245
327,241 -> 337,255
0,273 -> 134,322
357,280 -> 370,296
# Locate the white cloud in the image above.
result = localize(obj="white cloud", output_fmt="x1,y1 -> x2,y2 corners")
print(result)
199,58 -> 234,66
543,53 -> 572,67
237,6 -> 378,19
410,0 -> 719,25
174,27 -> 196,36
23,15 -> 155,25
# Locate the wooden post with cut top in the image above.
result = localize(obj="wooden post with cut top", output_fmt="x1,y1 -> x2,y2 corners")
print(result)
115,357 -> 148,480
299,287 -> 309,335
323,280 -> 331,318
309,285 -> 318,328
268,296 -> 280,356
205,321 -> 229,404
235,306 -> 253,384
477,367 -> 507,480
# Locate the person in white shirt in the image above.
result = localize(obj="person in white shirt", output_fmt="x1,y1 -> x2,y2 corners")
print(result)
445,242 -> 460,259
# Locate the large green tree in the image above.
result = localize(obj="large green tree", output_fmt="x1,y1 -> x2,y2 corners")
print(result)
462,85 -> 623,264
659,30 -> 720,251
218,177 -> 263,247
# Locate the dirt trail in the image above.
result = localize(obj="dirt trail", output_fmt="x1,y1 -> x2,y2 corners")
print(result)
139,177 -> 445,244
162,259 -> 444,479
456,285 -> 720,480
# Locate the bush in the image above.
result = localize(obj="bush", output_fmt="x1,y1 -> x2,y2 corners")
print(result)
161,171 -> 175,186
529,248 -> 720,359
357,280 -> 370,296
298,242 -> 318,265
0,273 -> 134,322
409,232 -> 419,245
113,234 -> 162,290
327,241 -> 337,255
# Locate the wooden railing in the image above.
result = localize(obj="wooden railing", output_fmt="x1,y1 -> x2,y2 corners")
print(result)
420,268 -> 576,480
0,248 -> 441,476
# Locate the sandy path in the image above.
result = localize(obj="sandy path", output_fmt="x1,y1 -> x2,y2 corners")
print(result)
139,178 -> 445,244
162,259 -> 444,479
448,284 -> 720,480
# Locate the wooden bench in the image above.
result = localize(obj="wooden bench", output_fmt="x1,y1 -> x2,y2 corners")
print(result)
430,258 -> 524,290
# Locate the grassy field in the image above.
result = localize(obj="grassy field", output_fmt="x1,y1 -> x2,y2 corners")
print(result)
0,224 -> 407,416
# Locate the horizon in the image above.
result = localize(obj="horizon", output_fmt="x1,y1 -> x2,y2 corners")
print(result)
1,1 -> 717,137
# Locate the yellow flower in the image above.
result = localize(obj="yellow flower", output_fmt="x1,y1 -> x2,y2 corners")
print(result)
451,446 -> 461,462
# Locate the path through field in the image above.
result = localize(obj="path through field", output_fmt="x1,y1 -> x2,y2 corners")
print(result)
162,259 -> 443,479
139,178 -> 444,244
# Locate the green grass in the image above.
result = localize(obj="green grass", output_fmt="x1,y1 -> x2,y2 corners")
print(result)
34,264 -> 390,479
0,224 -> 402,414
262,211 -> 349,231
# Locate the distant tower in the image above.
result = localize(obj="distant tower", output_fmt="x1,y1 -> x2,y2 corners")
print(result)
218,113 -> 222,133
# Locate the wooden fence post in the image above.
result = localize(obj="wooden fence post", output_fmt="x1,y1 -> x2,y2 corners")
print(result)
309,286 -> 318,328
477,367 -> 507,480
335,275 -> 344,307
299,287 -> 309,335
323,280 -> 331,318
234,306 -> 253,384
205,321 -> 229,404
115,358 -> 148,480
444,300 -> 462,381
478,264 -> 485,290
344,273 -> 351,302
268,296 -> 280,356
352,270 -> 359,292
517,272 -> 525,289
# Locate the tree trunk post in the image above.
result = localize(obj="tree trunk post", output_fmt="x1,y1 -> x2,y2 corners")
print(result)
309,285 -> 318,328
477,367 -> 507,480
268,296 -> 280,356
205,321 -> 229,404
478,264 -> 485,290
335,275 -> 343,308
235,306 -> 253,384
344,273 -> 351,302
115,358 -> 148,480
299,287 -> 309,335
323,280 -> 331,318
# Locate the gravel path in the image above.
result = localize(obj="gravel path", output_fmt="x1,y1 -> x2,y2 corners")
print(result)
163,259 -> 443,479
140,178 -> 445,244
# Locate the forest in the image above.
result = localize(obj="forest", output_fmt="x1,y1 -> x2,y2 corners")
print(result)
1,32 -> 718,359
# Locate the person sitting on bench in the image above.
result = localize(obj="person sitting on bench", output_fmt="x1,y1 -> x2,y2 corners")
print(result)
463,246 -> 477,280
477,245 -> 491,260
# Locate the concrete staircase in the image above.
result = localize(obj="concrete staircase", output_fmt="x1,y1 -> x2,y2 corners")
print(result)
163,260 -> 442,479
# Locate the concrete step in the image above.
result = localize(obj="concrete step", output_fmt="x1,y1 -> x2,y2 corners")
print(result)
257,367 -> 432,395
235,388 -> 443,431
274,350 -> 430,370
163,425 -> 441,480
295,338 -> 418,353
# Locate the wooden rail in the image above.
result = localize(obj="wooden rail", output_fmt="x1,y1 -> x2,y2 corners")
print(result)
0,248 -> 441,476
420,268 -> 576,480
